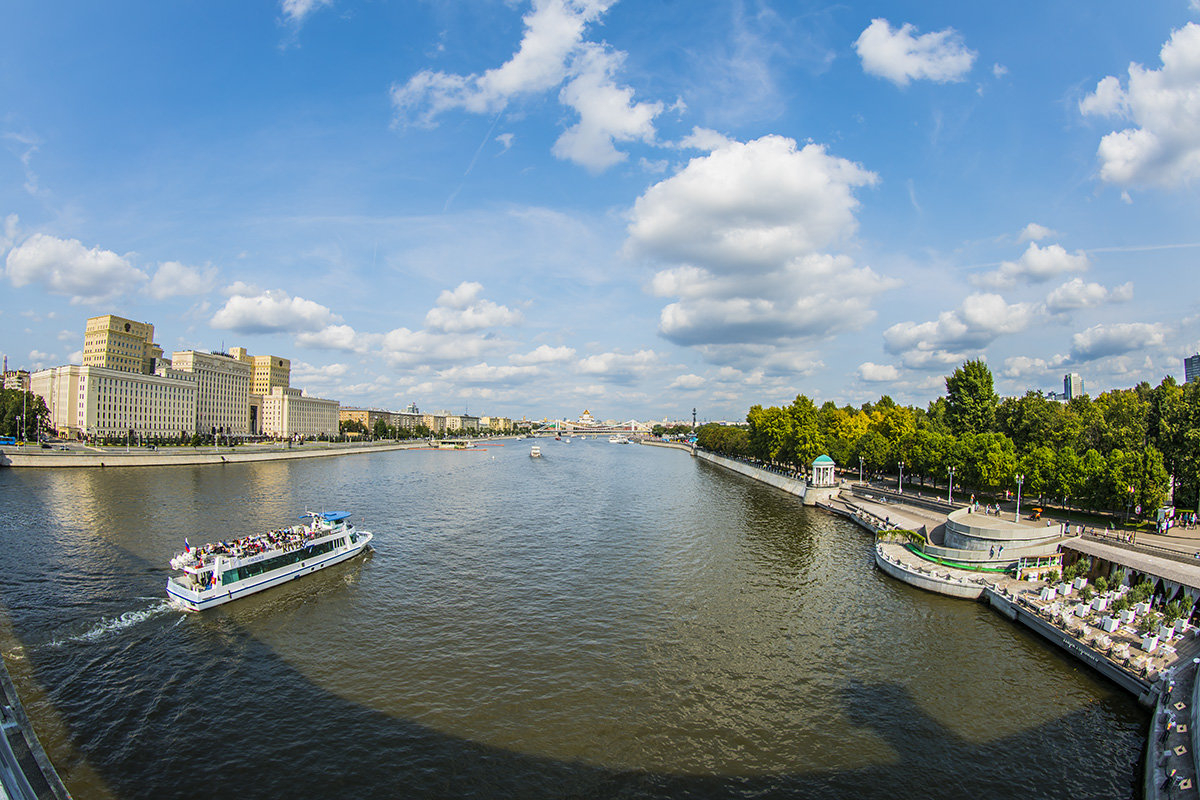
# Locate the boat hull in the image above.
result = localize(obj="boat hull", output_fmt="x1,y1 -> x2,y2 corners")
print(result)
167,532 -> 373,611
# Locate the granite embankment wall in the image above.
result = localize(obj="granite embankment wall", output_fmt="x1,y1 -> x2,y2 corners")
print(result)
873,545 -> 986,600
0,440 -> 429,469
983,588 -> 1156,705
694,450 -> 807,498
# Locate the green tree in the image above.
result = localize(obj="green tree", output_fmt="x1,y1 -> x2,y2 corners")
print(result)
1050,446 -> 1083,512
1021,446 -> 1056,501
747,404 -> 794,465
789,394 -> 824,468
945,360 -> 998,435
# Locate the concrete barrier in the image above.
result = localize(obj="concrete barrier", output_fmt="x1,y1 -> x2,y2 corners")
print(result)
0,441 -> 429,469
873,545 -> 986,599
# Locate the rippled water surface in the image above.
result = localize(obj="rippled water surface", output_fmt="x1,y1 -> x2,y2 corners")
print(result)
0,441 -> 1146,798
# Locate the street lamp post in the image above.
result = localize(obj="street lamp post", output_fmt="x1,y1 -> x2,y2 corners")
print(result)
859,456 -> 864,485
947,466 -> 955,505
1014,474 -> 1025,522
898,461 -> 904,494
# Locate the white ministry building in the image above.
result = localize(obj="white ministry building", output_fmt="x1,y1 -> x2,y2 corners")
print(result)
31,365 -> 198,440
261,387 -> 339,438
171,350 -> 252,436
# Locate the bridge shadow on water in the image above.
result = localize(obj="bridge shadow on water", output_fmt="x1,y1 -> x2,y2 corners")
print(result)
28,614 -> 1141,800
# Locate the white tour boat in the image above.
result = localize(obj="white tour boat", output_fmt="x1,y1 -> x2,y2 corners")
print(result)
166,511 -> 373,611
530,445 -> 542,458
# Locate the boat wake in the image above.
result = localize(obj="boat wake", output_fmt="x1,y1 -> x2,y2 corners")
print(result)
47,599 -> 182,647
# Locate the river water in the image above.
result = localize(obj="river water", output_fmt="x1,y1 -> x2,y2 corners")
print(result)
0,440 -> 1145,799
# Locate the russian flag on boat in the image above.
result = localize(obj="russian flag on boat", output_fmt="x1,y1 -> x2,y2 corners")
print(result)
184,538 -> 192,553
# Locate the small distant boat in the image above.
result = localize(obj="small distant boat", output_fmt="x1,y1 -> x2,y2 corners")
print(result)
530,446 -> 541,458
166,511 -> 373,611
608,435 -> 631,444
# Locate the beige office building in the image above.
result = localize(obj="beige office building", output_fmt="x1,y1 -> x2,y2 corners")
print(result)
31,364 -> 198,439
262,387 -> 339,439
480,416 -> 512,432
230,347 -> 290,395
82,314 -> 164,374
171,350 -> 251,435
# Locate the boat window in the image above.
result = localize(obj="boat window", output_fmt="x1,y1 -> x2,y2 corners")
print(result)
349,533 -> 357,544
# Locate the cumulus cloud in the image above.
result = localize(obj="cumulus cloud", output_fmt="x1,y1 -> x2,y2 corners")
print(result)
884,293 -> 1036,368
1044,278 -> 1133,313
392,0 -> 658,171
1001,354 -> 1068,378
858,362 -> 900,382
148,261 -> 218,299
1080,23 -> 1200,188
5,232 -> 147,303
381,283 -> 521,368
626,134 -> 891,366
552,45 -> 663,171
854,18 -> 976,87
509,344 -> 576,365
1018,222 -> 1056,243
425,281 -> 522,332
576,349 -> 660,382
210,288 -> 340,333
436,362 -> 541,384
668,373 -> 705,389
678,126 -> 733,151
973,242 -> 1089,288
1,214 -> 18,253
295,324 -> 376,352
1070,322 -> 1168,362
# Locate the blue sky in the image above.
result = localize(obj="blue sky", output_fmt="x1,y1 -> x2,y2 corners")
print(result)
3,1 -> 1200,423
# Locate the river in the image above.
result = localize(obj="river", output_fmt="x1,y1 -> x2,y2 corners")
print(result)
0,440 -> 1145,798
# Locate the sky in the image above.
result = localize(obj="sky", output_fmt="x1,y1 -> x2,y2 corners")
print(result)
3,1 -> 1200,424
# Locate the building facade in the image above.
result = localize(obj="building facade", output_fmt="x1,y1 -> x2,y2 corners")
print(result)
261,387 -> 339,439
171,350 -> 251,436
31,364 -> 198,439
1064,372 -> 1085,400
82,314 -> 164,374
1186,354 -> 1200,385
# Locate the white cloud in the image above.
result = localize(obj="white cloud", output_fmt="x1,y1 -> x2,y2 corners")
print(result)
973,242 -> 1089,288
576,349 -> 659,382
1001,354 -> 1068,379
1017,222 -> 1056,243
436,362 -> 540,384
5,233 -> 147,303
281,0 -> 331,24
1071,322 -> 1168,361
148,261 -> 218,299
552,45 -> 663,172
626,134 -> 890,363
1044,278 -> 1133,313
509,344 -> 576,365
295,324 -> 375,352
210,288 -> 340,333
884,293 -> 1037,368
1080,23 -> 1200,188
854,18 -> 976,87
678,126 -> 733,152
858,362 -> 900,382
391,0 -> 654,171
425,281 -> 522,332
668,373 -> 705,389
1,214 -> 18,252
993,63 -> 1008,79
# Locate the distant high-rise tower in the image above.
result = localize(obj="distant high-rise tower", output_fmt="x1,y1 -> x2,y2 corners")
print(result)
1186,354 -> 1200,384
1064,372 -> 1084,400
82,314 -> 163,374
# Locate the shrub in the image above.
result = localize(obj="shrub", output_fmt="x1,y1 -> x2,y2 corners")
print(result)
1045,569 -> 1059,585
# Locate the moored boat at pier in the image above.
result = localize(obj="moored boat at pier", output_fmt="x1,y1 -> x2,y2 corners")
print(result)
166,511 -> 373,611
